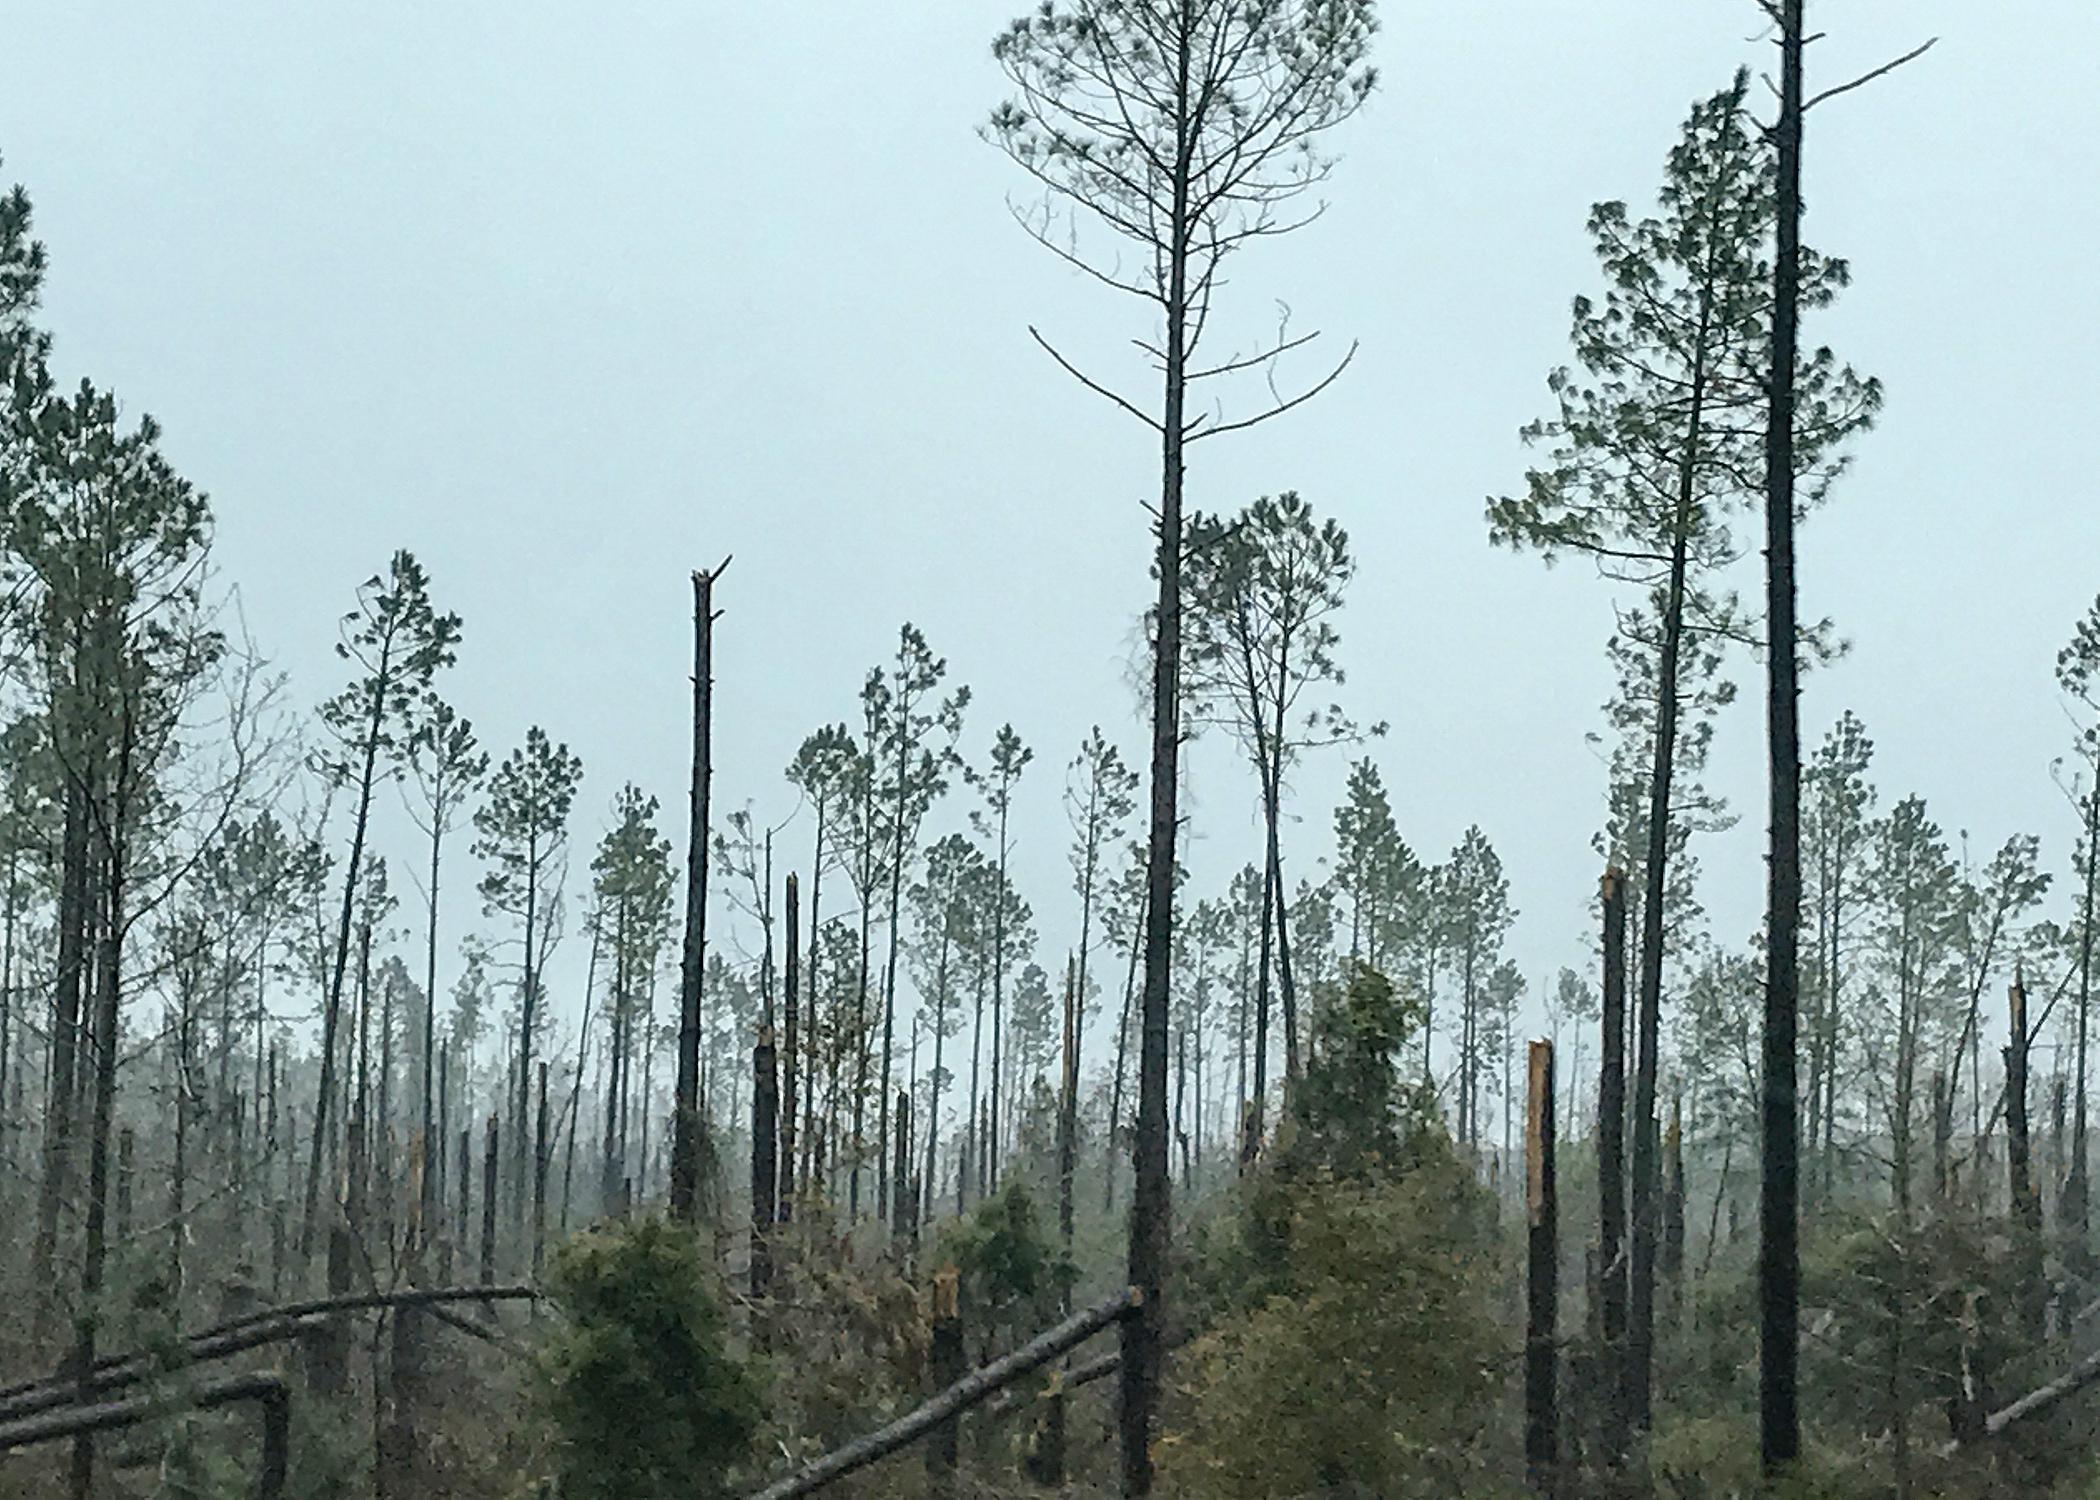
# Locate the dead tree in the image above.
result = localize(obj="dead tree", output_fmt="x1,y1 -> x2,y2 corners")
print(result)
672,560 -> 728,1222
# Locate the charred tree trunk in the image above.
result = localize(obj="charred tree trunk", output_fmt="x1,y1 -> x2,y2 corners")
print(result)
671,563 -> 723,1222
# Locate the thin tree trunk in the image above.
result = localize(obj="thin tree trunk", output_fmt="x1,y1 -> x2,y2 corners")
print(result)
532,1063 -> 549,1278
302,662 -> 392,1269
479,1115 -> 499,1308
1759,2 -> 1807,1473
752,993 -> 778,1299
1525,1040 -> 1559,1497
781,873 -> 799,1218
33,784 -> 90,1321
68,822 -> 127,1500
1122,46 -> 1190,1481
1629,266 -> 1713,1444
671,563 -> 722,1222
1107,911 -> 1141,1207
2068,788 -> 2098,1252
1599,867 -> 1630,1472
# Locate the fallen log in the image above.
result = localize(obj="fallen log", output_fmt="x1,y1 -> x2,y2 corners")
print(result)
1941,1343 -> 2100,1456
745,1286 -> 1141,1500
0,1370 -> 289,1498
0,1285 -> 540,1420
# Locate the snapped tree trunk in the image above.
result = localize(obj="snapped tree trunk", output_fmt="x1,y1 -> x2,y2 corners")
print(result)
671,563 -> 722,1222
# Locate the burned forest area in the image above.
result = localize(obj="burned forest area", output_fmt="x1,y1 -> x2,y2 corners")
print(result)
0,1 -> 2094,1497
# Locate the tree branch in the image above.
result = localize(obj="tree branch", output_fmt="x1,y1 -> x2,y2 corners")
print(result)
1029,327 -> 1163,431
1804,38 -> 1937,111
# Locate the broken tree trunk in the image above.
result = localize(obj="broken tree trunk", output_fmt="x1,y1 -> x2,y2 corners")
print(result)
1525,1039 -> 1559,1497
926,1266 -> 964,1499
672,561 -> 727,1222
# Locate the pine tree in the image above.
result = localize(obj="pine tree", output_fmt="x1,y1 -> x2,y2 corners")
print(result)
1188,492 -> 1379,1105
2057,594 -> 2100,1241
968,724 -> 1031,1186
865,624 -> 967,1223
301,552 -> 460,1267
474,725 -> 583,1232
1443,827 -> 1514,1148
990,5 -> 1377,1483
404,696 -> 486,1252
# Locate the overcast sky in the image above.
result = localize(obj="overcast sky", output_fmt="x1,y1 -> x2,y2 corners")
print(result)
3,2 -> 2095,1093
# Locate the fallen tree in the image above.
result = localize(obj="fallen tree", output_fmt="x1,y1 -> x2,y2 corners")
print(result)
0,1370 -> 289,1498
1941,1342 -> 2100,1456
0,1284 -> 540,1420
745,1286 -> 1141,1500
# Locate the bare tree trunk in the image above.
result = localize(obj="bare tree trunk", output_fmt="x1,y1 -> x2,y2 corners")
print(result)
752,999 -> 778,1300
1107,915 -> 1141,1208
1122,103 -> 1188,1496
532,1063 -> 549,1278
1525,1040 -> 1559,1497
33,785 -> 89,1325
1037,959 -> 1081,1484
891,1091 -> 913,1245
926,1267 -> 965,1498
66,802 -> 129,1500
671,563 -> 723,1222
302,672 -> 391,1270
781,872 -> 799,1218
1760,0 -> 1807,1474
479,1115 -> 498,1309
1598,867 -> 1630,1473
1629,281 -> 1712,1445
2068,788 -> 2098,1258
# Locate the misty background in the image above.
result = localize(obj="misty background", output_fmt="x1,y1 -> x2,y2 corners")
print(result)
2,1 -> 2092,1098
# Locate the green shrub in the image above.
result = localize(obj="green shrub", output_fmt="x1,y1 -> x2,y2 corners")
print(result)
538,1215 -> 762,1500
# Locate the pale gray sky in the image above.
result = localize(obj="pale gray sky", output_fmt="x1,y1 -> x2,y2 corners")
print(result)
3,2 -> 2096,1090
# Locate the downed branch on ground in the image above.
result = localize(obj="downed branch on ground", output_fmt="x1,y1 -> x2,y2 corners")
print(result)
1941,1343 -> 2100,1455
